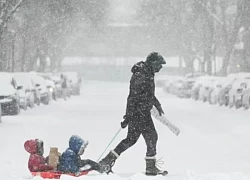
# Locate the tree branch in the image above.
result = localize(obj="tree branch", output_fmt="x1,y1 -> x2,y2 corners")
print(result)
0,0 -> 24,30
206,6 -> 224,26
5,0 -> 24,23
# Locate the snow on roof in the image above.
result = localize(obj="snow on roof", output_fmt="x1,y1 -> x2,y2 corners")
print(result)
51,75 -> 61,81
13,73 -> 33,89
0,73 -> 16,95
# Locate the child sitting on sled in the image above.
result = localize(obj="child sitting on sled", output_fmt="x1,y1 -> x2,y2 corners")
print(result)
24,139 -> 53,172
58,135 -> 106,174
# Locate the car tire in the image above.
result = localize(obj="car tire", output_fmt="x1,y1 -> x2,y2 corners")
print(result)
10,102 -> 20,115
29,101 -> 35,109
23,104 -> 28,111
43,96 -> 49,105
235,100 -> 241,109
36,99 -> 40,106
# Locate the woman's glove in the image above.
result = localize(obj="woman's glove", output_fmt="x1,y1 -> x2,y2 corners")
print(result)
156,105 -> 164,116
121,115 -> 130,129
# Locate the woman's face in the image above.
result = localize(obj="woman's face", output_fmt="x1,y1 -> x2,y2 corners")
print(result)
152,63 -> 163,73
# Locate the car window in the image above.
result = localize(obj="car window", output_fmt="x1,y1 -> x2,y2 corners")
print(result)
11,78 -> 16,88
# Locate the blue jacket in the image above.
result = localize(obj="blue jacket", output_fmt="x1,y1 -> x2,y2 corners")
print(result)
58,135 -> 85,173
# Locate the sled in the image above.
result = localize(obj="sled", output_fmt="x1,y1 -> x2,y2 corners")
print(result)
31,170 -> 90,179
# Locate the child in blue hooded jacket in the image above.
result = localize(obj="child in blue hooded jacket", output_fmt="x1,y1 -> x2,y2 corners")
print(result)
58,135 -> 104,174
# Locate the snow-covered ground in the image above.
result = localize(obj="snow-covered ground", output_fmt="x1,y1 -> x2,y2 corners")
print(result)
1,81 -> 250,180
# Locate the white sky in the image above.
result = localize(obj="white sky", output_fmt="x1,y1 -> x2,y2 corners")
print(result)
109,0 -> 140,23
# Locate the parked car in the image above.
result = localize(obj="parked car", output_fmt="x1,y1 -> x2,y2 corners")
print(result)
209,77 -> 225,105
13,73 -> 35,110
198,77 -> 216,102
169,78 -> 185,96
228,78 -> 250,109
242,80 -> 250,109
31,73 -> 50,105
45,78 -> 56,101
228,73 -> 250,108
217,74 -> 239,106
51,75 -> 62,99
0,73 -> 20,115
163,76 -> 180,94
178,79 -> 195,98
38,73 -> 57,101
155,75 -> 172,87
62,72 -> 81,96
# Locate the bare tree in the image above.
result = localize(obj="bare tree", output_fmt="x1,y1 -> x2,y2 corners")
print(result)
0,0 -> 24,37
0,0 -> 25,71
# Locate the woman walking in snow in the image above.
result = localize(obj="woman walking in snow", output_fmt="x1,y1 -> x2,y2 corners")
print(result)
99,52 -> 168,176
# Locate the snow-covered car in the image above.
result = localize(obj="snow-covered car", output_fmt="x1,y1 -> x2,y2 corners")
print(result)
198,77 -> 217,102
51,75 -> 62,99
45,79 -> 56,101
228,80 -> 241,108
168,78 -> 185,96
17,87 -> 29,110
39,73 -> 59,100
178,79 -> 195,98
13,73 -> 35,110
209,77 -> 225,105
217,74 -> 239,106
191,81 -> 203,101
228,79 -> 250,109
155,75 -> 171,87
242,80 -> 250,109
190,75 -> 212,101
228,73 -> 250,108
162,76 -> 180,94
31,73 -> 50,105
162,79 -> 172,93
63,72 -> 81,95
0,73 -> 20,115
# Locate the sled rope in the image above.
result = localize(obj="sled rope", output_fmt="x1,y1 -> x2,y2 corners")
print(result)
97,128 -> 122,162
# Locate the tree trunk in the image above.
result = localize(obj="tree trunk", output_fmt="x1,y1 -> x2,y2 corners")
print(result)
203,3 -> 214,75
244,30 -> 250,72
50,54 -> 57,72
220,4 -> 231,75
204,49 -> 212,75
183,54 -> 194,74
178,55 -> 183,75
21,36 -> 27,72
220,0 -> 244,75
0,35 -> 2,71
241,0 -> 250,72
38,53 -> 46,72
213,45 -> 217,75
11,38 -> 15,72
